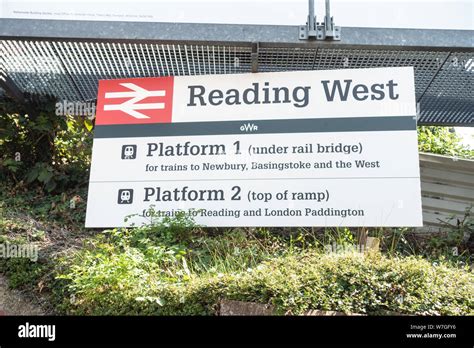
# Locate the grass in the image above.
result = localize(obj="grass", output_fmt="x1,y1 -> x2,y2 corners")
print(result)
54,245 -> 473,316
2,105 -> 473,316
0,184 -> 472,316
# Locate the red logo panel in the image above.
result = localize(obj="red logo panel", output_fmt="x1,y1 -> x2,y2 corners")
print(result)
95,77 -> 174,125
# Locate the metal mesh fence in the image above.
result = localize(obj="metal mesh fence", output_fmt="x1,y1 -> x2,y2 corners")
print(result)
0,39 -> 472,125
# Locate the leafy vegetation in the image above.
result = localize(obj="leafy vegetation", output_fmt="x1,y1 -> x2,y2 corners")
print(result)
418,126 -> 474,159
49,216 -> 473,315
0,99 -> 473,316
0,182 -> 88,232
0,96 -> 92,192
0,192 -> 472,315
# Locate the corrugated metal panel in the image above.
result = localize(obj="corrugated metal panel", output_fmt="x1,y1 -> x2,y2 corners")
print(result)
419,153 -> 474,231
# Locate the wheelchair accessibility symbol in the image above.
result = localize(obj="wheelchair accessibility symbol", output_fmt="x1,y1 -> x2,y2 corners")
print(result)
118,189 -> 134,204
121,145 -> 137,159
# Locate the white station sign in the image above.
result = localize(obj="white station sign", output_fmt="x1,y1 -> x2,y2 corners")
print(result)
85,67 -> 423,227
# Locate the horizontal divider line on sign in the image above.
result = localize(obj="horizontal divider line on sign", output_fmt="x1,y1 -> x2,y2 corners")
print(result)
93,116 -> 417,138
89,177 -> 421,183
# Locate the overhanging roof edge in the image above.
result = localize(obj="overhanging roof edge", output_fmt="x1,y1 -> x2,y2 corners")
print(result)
0,19 -> 473,51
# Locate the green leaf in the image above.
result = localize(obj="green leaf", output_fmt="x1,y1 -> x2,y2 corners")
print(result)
26,168 -> 40,183
37,168 -> 54,183
84,119 -> 94,132
44,180 -> 57,192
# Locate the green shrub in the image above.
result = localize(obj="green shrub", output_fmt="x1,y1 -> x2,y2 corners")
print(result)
0,96 -> 92,192
1,210 -> 472,316
53,230 -> 474,316
0,257 -> 46,289
0,181 -> 88,231
418,126 -> 473,159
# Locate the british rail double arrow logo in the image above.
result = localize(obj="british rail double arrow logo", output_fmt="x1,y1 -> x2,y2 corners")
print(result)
103,83 -> 166,119
95,77 -> 174,125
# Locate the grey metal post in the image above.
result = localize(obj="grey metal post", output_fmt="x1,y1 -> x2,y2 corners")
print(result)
308,0 -> 316,33
300,0 -> 340,40
325,0 -> 331,32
